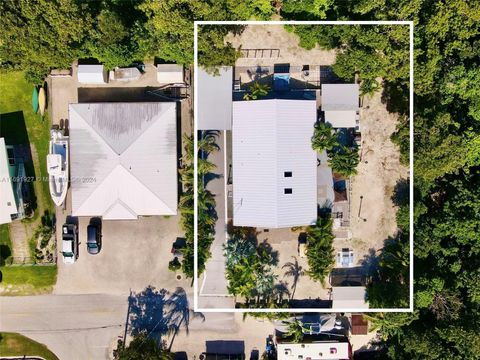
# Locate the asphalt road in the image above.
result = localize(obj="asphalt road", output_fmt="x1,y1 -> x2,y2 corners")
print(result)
0,294 -> 128,360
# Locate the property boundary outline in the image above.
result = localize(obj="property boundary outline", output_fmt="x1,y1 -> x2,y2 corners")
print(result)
194,20 -> 414,313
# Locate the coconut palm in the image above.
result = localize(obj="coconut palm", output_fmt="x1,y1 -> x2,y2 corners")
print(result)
328,144 -> 360,177
255,271 -> 277,303
311,122 -> 339,152
282,256 -> 304,300
282,318 -> 307,343
305,217 -> 335,285
243,82 -> 270,100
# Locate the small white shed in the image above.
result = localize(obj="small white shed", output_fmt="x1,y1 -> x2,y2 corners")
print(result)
157,64 -> 184,84
77,65 -> 106,84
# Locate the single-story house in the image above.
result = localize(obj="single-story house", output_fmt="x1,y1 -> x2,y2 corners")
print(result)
232,99 -> 317,228
157,64 -> 184,84
69,102 -> 178,220
321,84 -> 359,128
77,65 -> 107,84
198,66 -> 233,130
0,138 -> 25,224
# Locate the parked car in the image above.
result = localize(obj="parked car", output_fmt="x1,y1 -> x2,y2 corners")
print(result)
62,223 -> 78,264
86,220 -> 101,255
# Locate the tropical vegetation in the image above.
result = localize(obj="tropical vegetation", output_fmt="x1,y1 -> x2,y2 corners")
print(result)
178,132 -> 218,278
224,227 -> 281,304
243,82 -> 271,100
284,2 -> 480,359
311,122 -> 360,177
1,1 -> 479,357
281,318 -> 307,343
327,144 -> 360,177
305,217 -> 335,284
113,332 -> 173,360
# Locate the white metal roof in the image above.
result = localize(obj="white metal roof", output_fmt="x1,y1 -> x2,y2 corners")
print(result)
198,67 -> 232,130
77,65 -> 106,84
324,111 -> 357,128
321,84 -> 359,111
331,287 -> 368,309
0,138 -> 16,224
69,103 -> 178,219
157,64 -> 184,84
232,99 -> 317,228
322,84 -> 359,128
277,342 -> 351,360
317,150 -> 335,209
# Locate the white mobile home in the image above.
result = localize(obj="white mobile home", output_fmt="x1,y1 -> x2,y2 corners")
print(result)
232,99 -> 317,228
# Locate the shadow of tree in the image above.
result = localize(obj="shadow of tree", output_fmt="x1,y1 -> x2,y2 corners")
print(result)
128,286 -> 204,351
391,178 -> 409,207
165,287 -> 205,351
257,240 -> 279,267
128,286 -> 170,343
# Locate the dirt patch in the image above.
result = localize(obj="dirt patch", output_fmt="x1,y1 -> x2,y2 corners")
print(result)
348,88 -> 409,258
226,24 -> 337,67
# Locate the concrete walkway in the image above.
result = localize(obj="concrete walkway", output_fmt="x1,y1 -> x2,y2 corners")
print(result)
199,132 -> 232,303
9,221 -> 30,263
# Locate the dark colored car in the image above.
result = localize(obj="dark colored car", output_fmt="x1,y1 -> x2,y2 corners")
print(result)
86,222 -> 101,255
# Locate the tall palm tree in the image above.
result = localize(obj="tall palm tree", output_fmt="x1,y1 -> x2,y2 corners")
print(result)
311,122 -> 338,152
282,318 -> 307,343
243,82 -> 270,100
328,145 -> 360,177
165,287 -> 205,351
305,217 -> 335,285
282,256 -> 304,300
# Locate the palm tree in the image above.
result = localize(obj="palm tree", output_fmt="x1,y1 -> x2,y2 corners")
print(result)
328,145 -> 360,177
305,217 -> 335,285
282,256 -> 304,300
243,82 -> 270,100
311,122 -> 338,152
282,318 -> 307,343
165,287 -> 205,351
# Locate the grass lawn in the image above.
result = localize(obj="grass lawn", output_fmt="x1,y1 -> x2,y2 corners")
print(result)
0,70 -> 54,221
0,265 -> 57,295
0,224 -> 12,264
0,332 -> 59,360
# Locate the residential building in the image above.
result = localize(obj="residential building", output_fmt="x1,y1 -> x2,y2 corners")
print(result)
198,66 -> 233,130
232,99 -> 317,228
0,138 -> 26,224
321,84 -> 359,129
69,102 -> 178,220
77,64 -> 106,84
157,64 -> 184,84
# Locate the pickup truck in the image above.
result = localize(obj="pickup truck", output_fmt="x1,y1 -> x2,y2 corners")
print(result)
62,223 -> 78,264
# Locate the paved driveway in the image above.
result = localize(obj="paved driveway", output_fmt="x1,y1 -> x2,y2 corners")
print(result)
55,214 -> 190,296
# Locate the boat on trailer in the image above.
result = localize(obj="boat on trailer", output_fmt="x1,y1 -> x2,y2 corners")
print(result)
47,129 -> 69,206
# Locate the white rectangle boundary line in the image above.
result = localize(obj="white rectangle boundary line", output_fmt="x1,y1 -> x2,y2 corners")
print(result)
194,20 -> 414,313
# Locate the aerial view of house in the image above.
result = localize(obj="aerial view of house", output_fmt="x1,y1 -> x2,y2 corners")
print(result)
196,24 -> 410,310
5,0 -> 478,358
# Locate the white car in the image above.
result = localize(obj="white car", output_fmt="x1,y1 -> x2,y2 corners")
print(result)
62,224 -> 78,264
